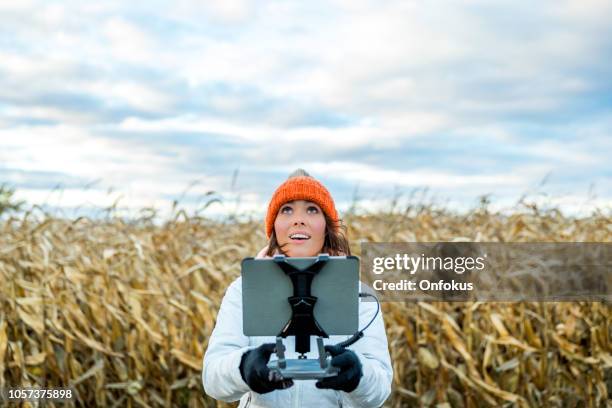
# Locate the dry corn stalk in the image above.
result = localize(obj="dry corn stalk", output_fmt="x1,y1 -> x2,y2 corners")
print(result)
0,205 -> 609,407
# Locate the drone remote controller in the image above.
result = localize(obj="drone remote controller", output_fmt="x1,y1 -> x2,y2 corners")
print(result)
267,337 -> 340,380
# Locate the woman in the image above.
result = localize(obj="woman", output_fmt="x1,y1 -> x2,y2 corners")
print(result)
202,169 -> 393,407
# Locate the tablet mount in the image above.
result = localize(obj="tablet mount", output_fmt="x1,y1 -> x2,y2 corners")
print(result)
267,254 -> 340,379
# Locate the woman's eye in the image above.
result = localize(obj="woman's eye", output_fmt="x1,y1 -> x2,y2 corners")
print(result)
281,206 -> 292,213
308,206 -> 319,213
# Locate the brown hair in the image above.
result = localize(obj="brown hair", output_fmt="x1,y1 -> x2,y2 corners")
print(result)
266,211 -> 352,256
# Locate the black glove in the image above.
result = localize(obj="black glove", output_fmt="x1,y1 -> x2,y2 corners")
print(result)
315,345 -> 363,393
239,343 -> 294,394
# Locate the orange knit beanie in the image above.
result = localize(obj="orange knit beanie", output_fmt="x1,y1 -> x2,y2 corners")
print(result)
265,171 -> 339,238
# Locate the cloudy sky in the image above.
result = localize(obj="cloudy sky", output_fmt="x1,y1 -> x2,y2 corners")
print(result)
1,0 -> 610,219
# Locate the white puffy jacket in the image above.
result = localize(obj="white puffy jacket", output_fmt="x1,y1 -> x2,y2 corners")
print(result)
202,277 -> 393,407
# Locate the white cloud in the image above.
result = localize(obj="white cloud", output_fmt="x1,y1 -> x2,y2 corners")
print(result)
296,161 -> 526,188
0,0 -> 610,219
86,80 -> 175,113
3,105 -> 99,125
117,114 -> 415,150
0,124 -> 223,194
548,0 -> 612,22
0,51 -> 75,80
167,0 -> 253,24
526,140 -> 602,165
103,17 -> 156,63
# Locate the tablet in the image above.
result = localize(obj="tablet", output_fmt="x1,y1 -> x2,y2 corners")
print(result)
241,255 -> 359,336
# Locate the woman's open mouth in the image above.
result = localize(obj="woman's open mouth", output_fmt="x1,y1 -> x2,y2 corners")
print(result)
289,233 -> 311,244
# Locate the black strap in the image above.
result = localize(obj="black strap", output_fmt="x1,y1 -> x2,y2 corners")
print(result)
273,254 -> 330,355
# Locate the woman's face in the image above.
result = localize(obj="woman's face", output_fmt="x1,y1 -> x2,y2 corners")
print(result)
274,200 -> 326,257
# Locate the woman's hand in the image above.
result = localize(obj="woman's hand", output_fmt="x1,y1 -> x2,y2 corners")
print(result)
256,246 -> 271,259
239,343 -> 294,394
256,245 -> 282,258
315,345 -> 363,393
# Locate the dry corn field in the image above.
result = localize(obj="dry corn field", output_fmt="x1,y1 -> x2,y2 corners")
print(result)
0,206 -> 610,407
